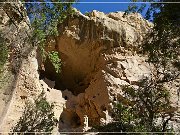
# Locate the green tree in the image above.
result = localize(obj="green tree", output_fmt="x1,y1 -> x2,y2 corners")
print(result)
121,78 -> 175,132
127,0 -> 180,128
22,0 -> 76,73
48,51 -> 61,73
12,92 -> 57,134
93,1 -> 179,133
91,78 -> 175,133
127,1 -> 180,78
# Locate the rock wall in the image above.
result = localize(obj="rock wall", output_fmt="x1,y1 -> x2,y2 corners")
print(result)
56,10 -> 152,94
50,9 -> 156,131
53,9 -> 179,131
0,1 -> 40,131
0,2 -> 179,132
0,1 -> 65,132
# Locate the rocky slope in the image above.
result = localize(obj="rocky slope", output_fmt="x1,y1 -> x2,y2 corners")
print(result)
0,1 -> 41,131
0,2 -> 179,132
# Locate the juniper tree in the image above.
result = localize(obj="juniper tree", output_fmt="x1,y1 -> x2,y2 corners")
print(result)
22,0 -> 76,73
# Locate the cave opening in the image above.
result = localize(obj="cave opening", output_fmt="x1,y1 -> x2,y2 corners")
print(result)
59,111 -> 82,130
38,58 -> 91,96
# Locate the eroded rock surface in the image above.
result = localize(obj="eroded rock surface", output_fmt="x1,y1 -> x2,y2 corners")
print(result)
55,10 -> 180,131
52,10 -> 155,130
0,3 -> 179,132
0,1 -> 64,132
0,1 -> 42,131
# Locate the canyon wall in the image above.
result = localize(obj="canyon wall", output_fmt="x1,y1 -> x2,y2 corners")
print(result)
0,1 -> 41,131
0,2 -> 179,132
52,9 -> 179,131
0,1 -> 64,132
52,9 -> 154,130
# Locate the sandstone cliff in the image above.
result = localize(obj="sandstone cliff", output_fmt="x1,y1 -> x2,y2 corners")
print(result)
46,9 -> 155,130
0,2 -> 179,132
0,1 -> 65,132
0,1 -> 41,131
52,9 -> 179,131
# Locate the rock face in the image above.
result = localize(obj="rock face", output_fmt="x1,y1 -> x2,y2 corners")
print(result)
0,3 -> 179,132
48,9 -> 155,130
0,1 -> 65,132
52,9 -> 179,131
0,1 -> 41,131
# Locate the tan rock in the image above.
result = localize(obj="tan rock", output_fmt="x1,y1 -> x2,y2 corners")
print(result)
55,9 -> 179,131
0,3 -> 179,132
56,9 -> 154,131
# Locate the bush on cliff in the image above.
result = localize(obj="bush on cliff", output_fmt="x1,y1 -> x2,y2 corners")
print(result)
92,0 -> 179,133
22,0 -> 76,73
12,92 -> 57,134
91,78 -> 174,133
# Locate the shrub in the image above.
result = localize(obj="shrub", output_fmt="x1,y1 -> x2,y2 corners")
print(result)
23,0 -> 76,73
91,78 -> 175,133
12,92 -> 57,134
48,51 -> 61,73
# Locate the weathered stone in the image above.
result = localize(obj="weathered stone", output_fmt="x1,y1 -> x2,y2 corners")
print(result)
55,9 -> 179,131
0,1 -> 43,132
0,3 -> 179,132
54,10 -> 154,131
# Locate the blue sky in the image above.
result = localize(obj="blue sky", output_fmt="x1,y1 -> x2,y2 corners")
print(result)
73,0 -> 130,13
73,0 -> 150,18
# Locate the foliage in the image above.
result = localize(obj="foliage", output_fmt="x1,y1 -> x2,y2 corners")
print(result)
127,1 -> 180,73
142,1 -> 180,65
114,103 -> 136,125
91,78 -> 175,133
12,92 -> 57,134
90,121 -> 139,134
22,0 -> 76,72
122,77 -> 175,132
93,1 -> 179,133
48,51 -> 61,73
84,11 -> 91,17
128,2 -> 180,116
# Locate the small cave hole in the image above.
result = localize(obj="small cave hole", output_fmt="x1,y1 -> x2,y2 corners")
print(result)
20,96 -> 27,100
64,96 -> 68,100
71,113 -> 81,127
111,113 -> 115,117
47,88 -> 50,92
39,70 -> 46,80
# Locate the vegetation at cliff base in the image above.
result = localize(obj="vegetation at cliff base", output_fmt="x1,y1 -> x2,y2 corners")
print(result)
91,78 -> 175,133
92,0 -> 179,133
12,92 -> 57,134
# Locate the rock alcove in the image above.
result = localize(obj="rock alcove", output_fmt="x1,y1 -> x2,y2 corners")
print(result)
38,55 -> 93,96
37,9 -> 156,131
